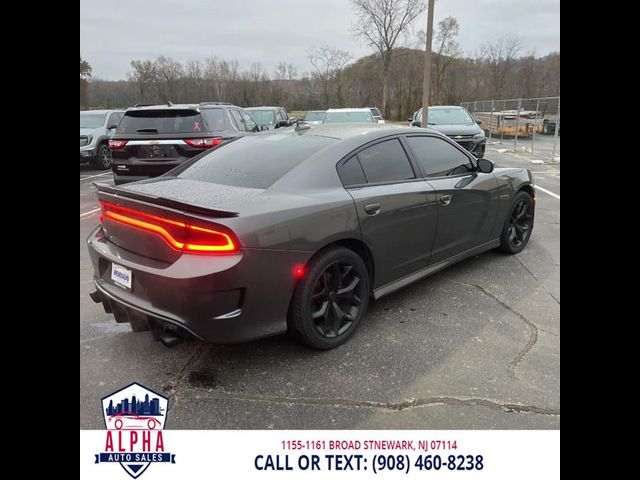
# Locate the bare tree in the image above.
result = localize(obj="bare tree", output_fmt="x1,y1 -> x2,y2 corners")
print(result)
480,34 -> 521,98
127,60 -> 156,103
308,46 -> 353,107
153,56 -> 183,102
432,16 -> 459,103
350,0 -> 426,116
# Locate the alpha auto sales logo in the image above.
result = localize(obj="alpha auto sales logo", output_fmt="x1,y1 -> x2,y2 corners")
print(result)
95,382 -> 176,478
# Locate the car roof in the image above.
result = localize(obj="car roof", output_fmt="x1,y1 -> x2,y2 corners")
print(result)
293,123 -> 440,140
325,108 -> 373,113
246,106 -> 287,111
126,103 -> 238,112
80,109 -> 123,114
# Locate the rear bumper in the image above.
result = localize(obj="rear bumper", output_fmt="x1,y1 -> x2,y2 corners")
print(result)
87,226 -> 312,344
111,161 -> 183,183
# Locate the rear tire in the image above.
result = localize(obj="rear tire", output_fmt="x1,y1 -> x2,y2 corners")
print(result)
289,247 -> 370,349
92,143 -> 112,170
499,191 -> 535,254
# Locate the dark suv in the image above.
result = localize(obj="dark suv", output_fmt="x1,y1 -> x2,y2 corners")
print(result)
109,102 -> 259,185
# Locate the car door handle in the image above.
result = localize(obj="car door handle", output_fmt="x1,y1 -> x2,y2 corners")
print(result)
364,203 -> 381,215
439,194 -> 453,206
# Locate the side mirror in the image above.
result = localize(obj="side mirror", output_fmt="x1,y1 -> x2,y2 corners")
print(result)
476,120 -> 482,125
411,121 -> 421,127
278,120 -> 289,127
288,116 -> 298,124
407,117 -> 413,122
108,124 -> 118,130
476,158 -> 494,173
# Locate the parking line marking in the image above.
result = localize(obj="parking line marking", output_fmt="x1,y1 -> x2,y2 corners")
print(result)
535,185 -> 560,200
80,172 -> 111,181
80,207 -> 101,219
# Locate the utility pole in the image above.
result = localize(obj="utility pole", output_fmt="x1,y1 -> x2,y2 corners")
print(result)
421,0 -> 435,126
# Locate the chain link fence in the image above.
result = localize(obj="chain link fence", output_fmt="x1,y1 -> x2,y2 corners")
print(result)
461,96 -> 560,163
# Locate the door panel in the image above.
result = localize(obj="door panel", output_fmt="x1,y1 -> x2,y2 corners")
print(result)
348,181 -> 438,288
427,173 -> 498,263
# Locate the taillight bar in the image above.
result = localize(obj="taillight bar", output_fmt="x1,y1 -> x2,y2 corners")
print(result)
99,201 -> 239,254
108,139 -> 128,150
184,137 -> 223,148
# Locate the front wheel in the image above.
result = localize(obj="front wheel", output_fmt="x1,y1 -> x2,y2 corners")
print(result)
92,143 -> 112,170
499,191 -> 535,254
289,247 -> 370,349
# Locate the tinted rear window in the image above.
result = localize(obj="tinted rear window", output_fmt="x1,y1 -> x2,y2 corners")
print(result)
118,109 -> 210,134
175,134 -> 336,188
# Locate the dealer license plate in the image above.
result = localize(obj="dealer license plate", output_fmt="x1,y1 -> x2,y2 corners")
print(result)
111,263 -> 132,289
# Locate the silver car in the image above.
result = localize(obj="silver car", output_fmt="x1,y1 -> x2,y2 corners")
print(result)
80,110 -> 124,169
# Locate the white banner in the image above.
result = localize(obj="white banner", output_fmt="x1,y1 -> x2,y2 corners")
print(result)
80,429 -> 559,479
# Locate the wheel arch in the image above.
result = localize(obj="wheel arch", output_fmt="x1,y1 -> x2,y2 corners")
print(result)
286,236 -> 376,329
518,183 -> 535,199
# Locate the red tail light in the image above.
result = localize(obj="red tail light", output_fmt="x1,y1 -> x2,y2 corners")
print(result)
184,137 -> 223,148
99,202 -> 239,254
108,140 -> 128,150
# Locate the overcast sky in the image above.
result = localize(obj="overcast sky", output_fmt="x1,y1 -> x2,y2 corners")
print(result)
80,0 -> 560,80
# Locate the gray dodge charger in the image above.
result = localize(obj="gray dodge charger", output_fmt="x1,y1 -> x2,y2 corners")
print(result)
88,124 -> 535,349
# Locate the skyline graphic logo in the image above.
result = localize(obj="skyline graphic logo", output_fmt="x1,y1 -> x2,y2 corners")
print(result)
95,382 -> 176,478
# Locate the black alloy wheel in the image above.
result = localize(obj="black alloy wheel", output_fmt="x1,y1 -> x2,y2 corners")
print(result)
500,191 -> 535,254
310,260 -> 365,338
290,247 -> 370,349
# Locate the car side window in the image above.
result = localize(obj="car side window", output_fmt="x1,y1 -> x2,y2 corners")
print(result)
230,110 -> 246,131
338,156 -> 367,187
406,136 -> 474,177
356,139 -> 416,184
240,111 -> 258,132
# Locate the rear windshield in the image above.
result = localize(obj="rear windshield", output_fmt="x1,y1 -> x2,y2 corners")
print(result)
370,108 -> 382,117
174,134 -> 336,189
118,109 -> 216,134
323,111 -> 374,123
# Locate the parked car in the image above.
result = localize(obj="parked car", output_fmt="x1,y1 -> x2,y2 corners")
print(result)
80,110 -> 125,169
411,106 -> 486,158
302,110 -> 326,125
245,106 -> 291,130
109,102 -> 259,185
322,108 -> 375,124
542,116 -> 560,135
368,107 -> 385,124
89,124 -> 535,350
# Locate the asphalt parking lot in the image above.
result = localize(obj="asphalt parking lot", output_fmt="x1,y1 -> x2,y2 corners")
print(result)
80,142 -> 559,430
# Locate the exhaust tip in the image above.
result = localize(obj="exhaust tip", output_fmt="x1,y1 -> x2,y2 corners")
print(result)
89,290 -> 102,303
159,333 -> 182,348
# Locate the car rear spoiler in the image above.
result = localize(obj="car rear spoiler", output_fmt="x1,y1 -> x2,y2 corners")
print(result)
93,182 -> 239,218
